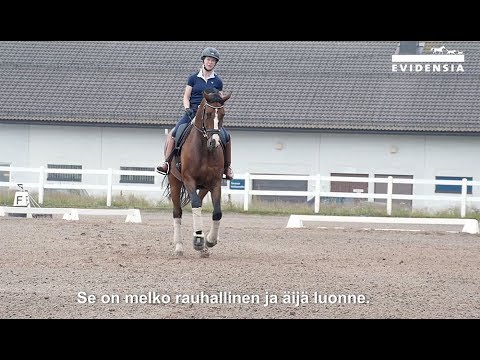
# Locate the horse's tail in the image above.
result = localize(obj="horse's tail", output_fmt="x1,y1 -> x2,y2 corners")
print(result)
161,176 -> 170,198
179,185 -> 190,207
161,176 -> 191,207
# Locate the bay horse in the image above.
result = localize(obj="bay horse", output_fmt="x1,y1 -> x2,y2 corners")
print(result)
164,88 -> 232,257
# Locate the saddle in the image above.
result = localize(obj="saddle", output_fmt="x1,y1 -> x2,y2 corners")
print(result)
166,124 -> 228,178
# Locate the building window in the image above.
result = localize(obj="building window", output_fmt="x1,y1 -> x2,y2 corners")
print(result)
0,163 -> 10,183
47,164 -> 82,182
374,174 -> 413,210
435,176 -> 472,194
120,166 -> 155,184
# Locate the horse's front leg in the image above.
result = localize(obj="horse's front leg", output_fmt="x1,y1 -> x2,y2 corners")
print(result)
184,181 -> 208,257
206,185 -> 222,248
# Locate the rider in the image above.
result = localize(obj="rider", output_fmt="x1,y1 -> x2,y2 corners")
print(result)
156,47 -> 234,180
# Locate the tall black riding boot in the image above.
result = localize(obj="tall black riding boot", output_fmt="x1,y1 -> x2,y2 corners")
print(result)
224,140 -> 234,180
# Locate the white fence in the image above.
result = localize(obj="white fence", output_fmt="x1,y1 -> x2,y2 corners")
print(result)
1,166 -> 480,218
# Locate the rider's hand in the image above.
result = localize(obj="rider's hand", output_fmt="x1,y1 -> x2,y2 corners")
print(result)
185,108 -> 195,119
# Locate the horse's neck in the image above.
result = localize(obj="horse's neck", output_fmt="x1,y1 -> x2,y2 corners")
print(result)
186,129 -> 205,149
193,103 -> 205,128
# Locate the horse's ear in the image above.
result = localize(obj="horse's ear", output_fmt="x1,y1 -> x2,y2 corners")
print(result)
220,91 -> 232,102
203,88 -> 217,96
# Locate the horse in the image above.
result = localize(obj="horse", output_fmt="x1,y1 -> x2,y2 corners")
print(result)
431,46 -> 446,54
163,88 -> 232,257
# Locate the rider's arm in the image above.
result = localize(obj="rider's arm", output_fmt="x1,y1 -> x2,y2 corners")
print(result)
183,85 -> 193,110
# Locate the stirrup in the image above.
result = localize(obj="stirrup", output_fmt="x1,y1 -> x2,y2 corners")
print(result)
224,167 -> 234,180
156,162 -> 170,175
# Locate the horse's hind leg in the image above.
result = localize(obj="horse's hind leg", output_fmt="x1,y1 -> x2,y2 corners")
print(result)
169,175 -> 184,256
173,218 -> 183,256
206,185 -> 222,248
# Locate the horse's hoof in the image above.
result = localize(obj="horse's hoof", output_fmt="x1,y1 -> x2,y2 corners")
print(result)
193,235 -> 205,251
206,239 -> 217,248
206,233 -> 218,247
200,248 -> 210,258
175,244 -> 184,256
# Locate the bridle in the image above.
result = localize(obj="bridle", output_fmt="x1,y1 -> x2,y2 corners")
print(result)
193,102 -> 224,139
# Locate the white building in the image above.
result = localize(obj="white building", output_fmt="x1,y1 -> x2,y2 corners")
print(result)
1,41 -> 479,211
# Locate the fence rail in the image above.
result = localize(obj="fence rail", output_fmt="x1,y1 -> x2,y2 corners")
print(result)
1,166 -> 479,217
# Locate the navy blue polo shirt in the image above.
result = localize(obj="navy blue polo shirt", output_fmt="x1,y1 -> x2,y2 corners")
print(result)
187,70 -> 223,110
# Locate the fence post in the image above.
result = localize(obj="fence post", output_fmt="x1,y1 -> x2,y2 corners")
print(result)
243,173 -> 250,211
314,174 -> 321,213
38,166 -> 45,204
368,175 -> 375,202
387,176 -> 393,215
461,178 -> 467,218
107,168 -> 113,207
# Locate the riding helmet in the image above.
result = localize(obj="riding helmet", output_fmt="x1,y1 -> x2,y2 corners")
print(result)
201,47 -> 220,62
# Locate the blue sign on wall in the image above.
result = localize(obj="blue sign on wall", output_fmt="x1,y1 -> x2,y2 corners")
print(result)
229,179 -> 245,190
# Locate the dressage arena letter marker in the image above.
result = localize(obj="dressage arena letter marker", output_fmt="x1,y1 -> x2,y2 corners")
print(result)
13,191 -> 30,207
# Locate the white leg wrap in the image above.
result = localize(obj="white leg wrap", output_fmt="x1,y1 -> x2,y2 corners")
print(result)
192,207 -> 203,233
208,220 -> 220,242
173,218 -> 181,244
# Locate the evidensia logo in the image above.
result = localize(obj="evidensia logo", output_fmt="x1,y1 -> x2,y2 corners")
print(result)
392,44 -> 465,73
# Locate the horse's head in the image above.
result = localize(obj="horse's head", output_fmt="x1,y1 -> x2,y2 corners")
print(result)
195,88 -> 232,151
